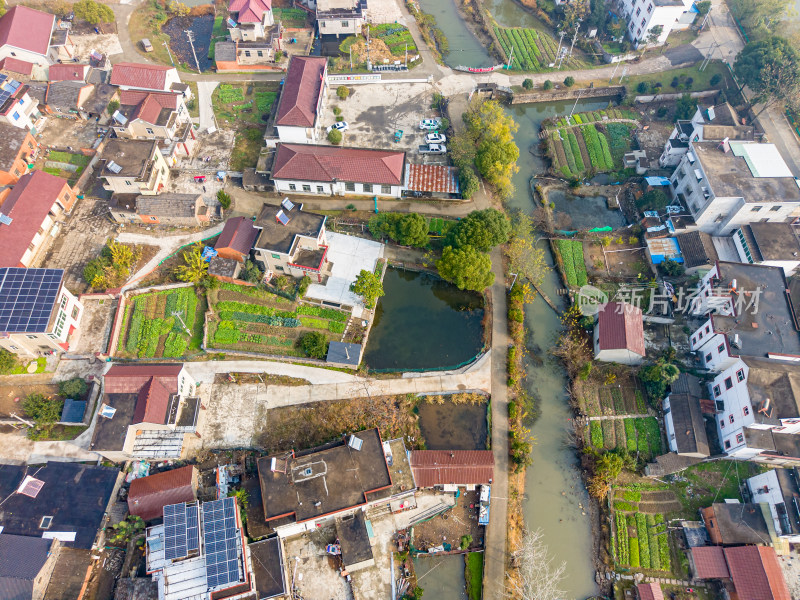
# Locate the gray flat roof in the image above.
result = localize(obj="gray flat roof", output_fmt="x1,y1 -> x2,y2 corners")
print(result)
101,139 -> 157,178
746,222 -> 800,261
693,142 -> 800,203
336,512 -> 373,567
327,341 -> 361,366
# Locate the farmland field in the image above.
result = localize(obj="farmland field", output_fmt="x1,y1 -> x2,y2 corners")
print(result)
117,286 -> 203,358
207,283 -> 349,357
545,110 -> 640,178
553,239 -> 587,287
493,26 -> 588,72
586,416 -> 663,459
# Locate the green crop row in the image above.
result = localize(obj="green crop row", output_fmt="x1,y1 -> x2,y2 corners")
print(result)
647,514 -> 660,570
163,331 -> 189,358
297,304 -> 348,322
611,387 -> 624,413
635,390 -> 647,413
636,513 -> 650,569
213,321 -> 240,345
555,239 -> 587,287
616,512 -> 629,565
567,132 -> 585,173
217,84 -> 244,103
625,418 -> 638,451
590,421 -> 603,447
581,124 -> 613,170
216,301 -> 296,318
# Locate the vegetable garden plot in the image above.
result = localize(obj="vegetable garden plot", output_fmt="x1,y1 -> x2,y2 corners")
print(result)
118,287 -> 201,358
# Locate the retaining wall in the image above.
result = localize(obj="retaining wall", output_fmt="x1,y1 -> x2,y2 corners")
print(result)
512,85 -> 624,104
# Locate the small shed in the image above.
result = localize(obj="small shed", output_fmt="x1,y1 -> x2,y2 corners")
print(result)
335,512 -> 375,573
646,237 -> 683,264
327,341 -> 362,367
60,398 -> 87,424
127,465 -> 197,521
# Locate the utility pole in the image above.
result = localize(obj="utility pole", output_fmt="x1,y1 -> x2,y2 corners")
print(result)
569,87 -> 584,119
184,30 -> 201,73
699,41 -> 718,71
553,31 -> 565,67
618,66 -> 628,84
566,19 -> 581,64
609,60 -> 621,84
163,41 -> 175,67
506,44 -> 514,69
365,18 -> 371,70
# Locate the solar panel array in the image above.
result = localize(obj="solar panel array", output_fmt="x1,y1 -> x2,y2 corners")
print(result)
0,74 -> 21,108
163,502 -> 200,561
202,497 -> 241,589
0,268 -> 64,333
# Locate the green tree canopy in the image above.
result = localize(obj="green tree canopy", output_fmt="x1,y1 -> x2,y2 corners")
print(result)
368,213 -> 428,247
637,188 -> 669,210
0,348 -> 18,374
73,0 -> 115,24
327,129 -> 343,145
505,213 -> 549,286
437,246 -> 494,291
447,208 -> 511,252
730,0 -> 796,34
734,37 -> 800,109
674,93 -> 697,120
353,269 -> 384,308
299,332 -> 328,359
59,378 -> 88,400
23,394 -> 63,428
176,243 -> 209,283
464,99 -> 520,199
639,359 -> 680,400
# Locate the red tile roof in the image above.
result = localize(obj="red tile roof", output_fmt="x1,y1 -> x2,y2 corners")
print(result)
0,57 -> 34,77
0,6 -> 55,57
104,364 -> 183,424
216,217 -> 259,256
127,466 -> 195,521
49,63 -> 89,82
636,583 -> 664,600
408,450 -> 494,487
119,90 -> 179,124
405,164 -> 459,194
724,546 -> 791,600
229,0 -> 272,22
273,144 -> 405,186
596,301 -> 645,356
691,546 -> 730,579
0,171 -> 70,268
111,63 -> 173,91
275,56 -> 326,128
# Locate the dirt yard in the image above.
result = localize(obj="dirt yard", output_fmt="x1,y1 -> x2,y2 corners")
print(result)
0,383 -> 60,419
411,490 -> 485,552
70,297 -> 118,356
38,119 -> 106,151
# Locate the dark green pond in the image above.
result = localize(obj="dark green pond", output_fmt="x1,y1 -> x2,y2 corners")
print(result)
363,268 -> 485,371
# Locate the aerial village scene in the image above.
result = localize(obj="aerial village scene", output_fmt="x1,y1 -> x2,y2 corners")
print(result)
1,0 -> 800,599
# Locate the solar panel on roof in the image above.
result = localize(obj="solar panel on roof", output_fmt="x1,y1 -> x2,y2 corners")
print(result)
281,197 -> 295,211
107,160 -> 123,174
276,210 -> 289,226
17,476 -> 45,498
0,268 -> 65,334
163,503 -> 190,561
202,497 -> 241,589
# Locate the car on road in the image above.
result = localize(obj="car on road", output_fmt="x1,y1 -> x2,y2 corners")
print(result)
327,121 -> 349,132
426,133 -> 446,144
419,119 -> 441,130
419,143 -> 447,154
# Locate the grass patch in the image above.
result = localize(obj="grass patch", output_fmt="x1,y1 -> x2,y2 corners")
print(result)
273,8 -> 308,27
465,552 -> 483,600
9,357 -> 47,375
208,15 -> 227,59
230,128 -> 266,171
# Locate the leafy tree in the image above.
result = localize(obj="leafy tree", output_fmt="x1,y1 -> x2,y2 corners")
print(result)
460,534 -> 473,550
299,331 -> 328,359
710,73 -> 722,86
637,188 -> 669,210
108,516 -> 145,544
560,0 -> 588,32
448,208 -> 511,252
563,76 -> 575,87
73,0 -> 114,24
639,359 -> 680,400
59,378 -> 88,400
643,25 -> 663,52
543,80 -> 553,91
522,78 -> 534,90
636,81 -> 649,94
327,129 -> 343,145
464,99 -> 520,199
729,0 -> 795,34
176,243 -> 209,283
228,488 -> 249,508
23,394 -> 63,429
368,213 -> 428,247
659,258 -> 684,276
0,348 -> 18,374
107,100 -> 120,115
505,213 -> 549,286
83,239 -> 141,289
437,246 -> 494,291
217,190 -> 232,209
695,0 -> 711,14
353,269 -> 384,308
459,168 -> 480,200
168,1 -> 190,16
243,260 -> 263,284
674,93 -> 697,120
336,85 -> 350,99
734,37 -> 800,111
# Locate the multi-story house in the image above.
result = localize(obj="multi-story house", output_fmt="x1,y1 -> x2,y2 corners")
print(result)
706,357 -> 800,464
0,74 -> 42,133
99,139 -> 171,196
669,141 -> 800,235
731,223 -> 800,276
659,103 -> 753,168
90,363 -> 200,462
271,143 -> 405,197
217,0 -> 281,71
0,268 -> 83,358
113,90 -> 196,158
252,199 -> 329,281
110,63 -> 188,97
228,0 -> 274,40
270,56 -> 328,145
616,0 -> 695,47
0,6 -> 76,68
316,0 -> 368,36
687,262 -> 800,372
0,123 -> 37,187
745,468 -> 800,542
0,170 -> 77,268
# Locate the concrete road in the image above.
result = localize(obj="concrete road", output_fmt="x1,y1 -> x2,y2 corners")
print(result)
196,81 -> 220,132
183,360 -> 362,386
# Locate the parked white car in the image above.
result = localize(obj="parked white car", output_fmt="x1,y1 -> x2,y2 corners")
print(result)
419,143 -> 447,154
419,119 -> 441,130
327,122 -> 349,132
426,133 -> 446,144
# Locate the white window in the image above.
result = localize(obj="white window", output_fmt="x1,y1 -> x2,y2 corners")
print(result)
341,20 -> 349,27
288,184 -> 296,191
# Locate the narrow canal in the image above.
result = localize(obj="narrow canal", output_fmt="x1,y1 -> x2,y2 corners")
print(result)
415,0 -> 494,68
506,98 -> 613,600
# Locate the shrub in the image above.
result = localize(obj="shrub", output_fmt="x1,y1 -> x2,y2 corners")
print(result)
522,78 -> 533,90
636,81 -> 648,94
460,534 -> 473,550
543,80 -> 553,90
333,106 -> 342,116
336,85 -> 350,99
563,76 -> 575,87
107,99 -> 120,115
59,378 -> 88,400
328,129 -> 343,145
217,190 -> 232,210
656,106 -> 668,118
299,331 -> 328,359
710,73 -> 722,86
23,393 -> 63,431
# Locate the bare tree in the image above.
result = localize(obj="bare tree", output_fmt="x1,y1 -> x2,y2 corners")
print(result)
508,529 -> 567,600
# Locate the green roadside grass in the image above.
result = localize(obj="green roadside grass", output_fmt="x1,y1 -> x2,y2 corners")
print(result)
465,552 -> 483,600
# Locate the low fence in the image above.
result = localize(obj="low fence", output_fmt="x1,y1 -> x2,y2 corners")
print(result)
327,74 -> 432,85
512,86 -> 624,104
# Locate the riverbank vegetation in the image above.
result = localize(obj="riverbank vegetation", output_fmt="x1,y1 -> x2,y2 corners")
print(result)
406,0 -> 448,63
